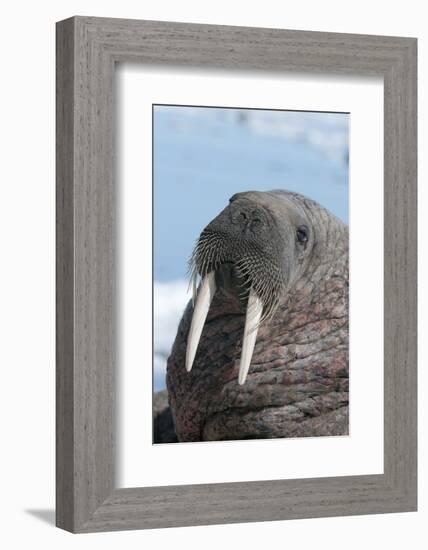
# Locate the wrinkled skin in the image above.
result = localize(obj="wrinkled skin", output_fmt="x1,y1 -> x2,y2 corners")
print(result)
166,190 -> 348,442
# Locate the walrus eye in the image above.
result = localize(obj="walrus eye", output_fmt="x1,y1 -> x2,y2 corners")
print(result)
296,225 -> 309,245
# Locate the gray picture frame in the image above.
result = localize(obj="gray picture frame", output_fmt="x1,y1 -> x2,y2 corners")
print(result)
56,16 -> 417,533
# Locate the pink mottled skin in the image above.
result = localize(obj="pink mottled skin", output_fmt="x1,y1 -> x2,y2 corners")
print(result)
166,191 -> 348,442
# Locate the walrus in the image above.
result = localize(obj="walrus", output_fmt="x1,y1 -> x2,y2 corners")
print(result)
163,190 -> 349,442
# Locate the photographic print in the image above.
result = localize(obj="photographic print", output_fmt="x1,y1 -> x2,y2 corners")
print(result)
153,104 -> 349,444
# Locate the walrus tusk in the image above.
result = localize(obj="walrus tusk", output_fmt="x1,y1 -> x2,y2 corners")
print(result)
186,271 -> 216,372
238,289 -> 263,385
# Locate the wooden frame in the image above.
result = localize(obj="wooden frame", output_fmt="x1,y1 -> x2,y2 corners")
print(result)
56,16 -> 417,533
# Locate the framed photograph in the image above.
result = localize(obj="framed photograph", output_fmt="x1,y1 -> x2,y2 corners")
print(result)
56,16 -> 417,532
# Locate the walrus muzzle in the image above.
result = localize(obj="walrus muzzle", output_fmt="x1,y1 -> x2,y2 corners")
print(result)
186,194 -> 290,384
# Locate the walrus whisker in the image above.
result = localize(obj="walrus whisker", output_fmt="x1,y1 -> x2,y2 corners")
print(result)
191,271 -> 198,306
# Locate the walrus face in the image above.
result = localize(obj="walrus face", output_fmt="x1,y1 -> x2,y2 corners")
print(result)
187,190 -> 314,384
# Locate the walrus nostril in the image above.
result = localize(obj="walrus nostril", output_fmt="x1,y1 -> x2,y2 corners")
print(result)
233,209 -> 249,225
251,217 -> 262,230
232,207 -> 266,231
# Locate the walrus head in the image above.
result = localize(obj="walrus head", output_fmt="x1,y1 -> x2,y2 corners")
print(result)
187,190 -> 316,384
166,190 -> 348,442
